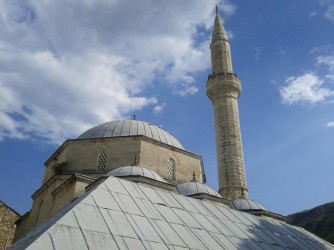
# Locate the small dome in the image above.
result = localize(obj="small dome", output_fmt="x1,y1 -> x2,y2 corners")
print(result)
233,199 -> 267,211
108,166 -> 166,183
177,181 -> 221,198
78,120 -> 184,149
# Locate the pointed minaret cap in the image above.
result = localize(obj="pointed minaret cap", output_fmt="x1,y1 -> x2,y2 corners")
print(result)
211,4 -> 228,45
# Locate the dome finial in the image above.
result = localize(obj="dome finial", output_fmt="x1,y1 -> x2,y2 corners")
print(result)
216,3 -> 219,16
133,114 -> 136,120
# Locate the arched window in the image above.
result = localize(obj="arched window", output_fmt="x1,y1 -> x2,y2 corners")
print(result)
167,158 -> 175,180
97,151 -> 107,172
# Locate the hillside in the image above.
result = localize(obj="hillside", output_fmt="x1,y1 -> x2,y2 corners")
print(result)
288,202 -> 334,244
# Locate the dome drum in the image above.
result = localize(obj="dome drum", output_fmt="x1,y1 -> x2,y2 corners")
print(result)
44,120 -> 205,185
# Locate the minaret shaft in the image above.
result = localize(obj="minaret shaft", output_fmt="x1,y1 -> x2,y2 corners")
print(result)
207,7 -> 248,200
211,41 -> 233,74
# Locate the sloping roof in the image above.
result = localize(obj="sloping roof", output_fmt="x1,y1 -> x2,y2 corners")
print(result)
77,120 -> 184,149
10,177 -> 334,250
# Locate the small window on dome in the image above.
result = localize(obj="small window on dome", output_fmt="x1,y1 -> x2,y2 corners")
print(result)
97,151 -> 107,172
167,158 -> 175,180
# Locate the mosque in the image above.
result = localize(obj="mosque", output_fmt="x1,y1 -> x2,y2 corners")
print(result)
10,6 -> 334,250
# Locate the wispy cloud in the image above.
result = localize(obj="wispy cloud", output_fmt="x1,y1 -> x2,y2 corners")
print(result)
316,55 -> 334,72
309,45 -> 331,55
153,103 -> 167,115
252,47 -> 261,61
175,85 -> 199,97
326,121 -> 334,127
279,73 -> 334,105
326,122 -> 334,128
325,5 -> 334,22
309,11 -> 318,17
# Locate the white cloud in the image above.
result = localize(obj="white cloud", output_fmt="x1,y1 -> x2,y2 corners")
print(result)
252,47 -> 261,61
279,73 -> 334,105
326,121 -> 334,127
325,5 -> 334,21
309,11 -> 318,17
0,1 -> 235,143
153,103 -> 167,115
220,0 -> 237,17
325,74 -> 334,81
175,85 -> 199,97
279,49 -> 286,56
317,55 -> 334,72
309,45 -> 331,55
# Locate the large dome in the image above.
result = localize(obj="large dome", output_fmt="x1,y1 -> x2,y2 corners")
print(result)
78,120 -> 184,149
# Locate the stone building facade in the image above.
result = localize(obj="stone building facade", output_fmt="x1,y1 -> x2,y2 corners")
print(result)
14,120 -> 205,240
0,201 -> 20,249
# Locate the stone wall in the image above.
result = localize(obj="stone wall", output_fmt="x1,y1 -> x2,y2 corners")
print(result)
0,201 -> 20,249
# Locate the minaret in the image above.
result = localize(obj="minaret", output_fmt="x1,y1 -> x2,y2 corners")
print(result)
206,5 -> 248,200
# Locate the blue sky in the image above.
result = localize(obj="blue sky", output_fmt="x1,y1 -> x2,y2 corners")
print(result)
1,0 -> 334,216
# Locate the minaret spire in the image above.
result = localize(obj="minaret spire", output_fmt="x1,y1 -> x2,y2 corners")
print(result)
211,5 -> 232,74
206,5 -> 248,200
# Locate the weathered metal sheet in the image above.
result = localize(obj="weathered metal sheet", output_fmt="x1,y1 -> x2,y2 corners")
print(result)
112,192 -> 143,216
150,219 -> 186,248
130,215 -> 163,243
104,177 -> 128,195
82,230 -> 118,249
154,204 -> 184,225
155,190 -> 183,209
91,188 -> 121,211
100,209 -> 137,238
172,208 -> 202,229
170,224 -> 207,250
72,203 -> 109,233
139,185 -> 167,205
134,198 -> 164,220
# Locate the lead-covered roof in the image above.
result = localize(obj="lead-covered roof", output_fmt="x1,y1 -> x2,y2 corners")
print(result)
10,176 -> 334,250
78,120 -> 184,149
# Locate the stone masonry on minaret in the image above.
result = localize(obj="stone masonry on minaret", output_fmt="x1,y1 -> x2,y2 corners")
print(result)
206,5 -> 248,200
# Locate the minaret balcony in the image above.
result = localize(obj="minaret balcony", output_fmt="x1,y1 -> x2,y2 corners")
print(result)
206,72 -> 242,101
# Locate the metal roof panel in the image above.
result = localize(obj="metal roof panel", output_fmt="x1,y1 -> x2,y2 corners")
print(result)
91,188 -> 121,211
82,230 -> 118,249
112,193 -> 143,216
131,215 -> 163,243
72,203 -> 109,233
150,219 -> 187,248
100,209 -> 137,238
170,224 -> 207,250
